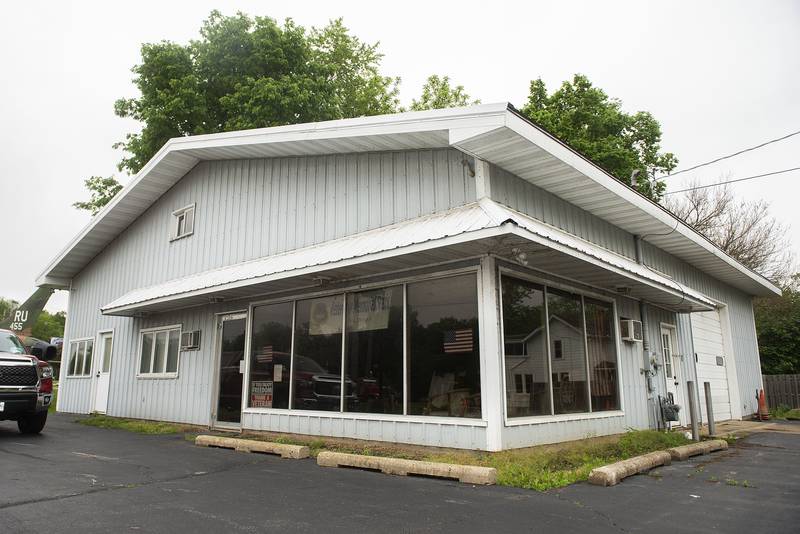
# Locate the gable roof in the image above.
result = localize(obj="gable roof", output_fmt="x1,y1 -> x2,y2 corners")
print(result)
37,103 -> 780,297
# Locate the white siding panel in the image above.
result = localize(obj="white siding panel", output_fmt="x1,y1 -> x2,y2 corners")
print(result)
642,242 -> 762,417
490,164 -> 636,259
58,148 -> 475,423
240,412 -> 487,450
488,163 -> 763,419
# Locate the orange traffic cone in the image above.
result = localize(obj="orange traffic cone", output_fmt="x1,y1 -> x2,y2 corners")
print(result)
756,389 -> 770,421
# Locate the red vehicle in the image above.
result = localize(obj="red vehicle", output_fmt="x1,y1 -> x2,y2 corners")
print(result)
0,329 -> 53,434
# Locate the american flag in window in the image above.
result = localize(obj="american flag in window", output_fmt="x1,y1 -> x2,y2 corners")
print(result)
443,329 -> 473,353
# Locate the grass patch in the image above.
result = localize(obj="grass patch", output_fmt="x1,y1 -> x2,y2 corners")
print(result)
75,415 -> 692,491
423,430 -> 691,491
770,405 -> 800,420
236,428 -> 690,491
77,414 -> 192,435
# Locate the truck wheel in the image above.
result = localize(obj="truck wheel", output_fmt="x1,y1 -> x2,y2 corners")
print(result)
18,412 -> 48,434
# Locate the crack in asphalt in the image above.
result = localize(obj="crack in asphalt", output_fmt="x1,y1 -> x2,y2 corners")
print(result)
0,445 -> 56,462
0,459 -> 255,511
551,488 -> 629,533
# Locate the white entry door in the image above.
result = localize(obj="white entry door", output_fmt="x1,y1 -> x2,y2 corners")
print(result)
93,332 -> 114,413
660,327 -> 685,426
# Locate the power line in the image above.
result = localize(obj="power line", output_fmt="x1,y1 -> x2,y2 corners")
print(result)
663,166 -> 800,195
658,129 -> 800,179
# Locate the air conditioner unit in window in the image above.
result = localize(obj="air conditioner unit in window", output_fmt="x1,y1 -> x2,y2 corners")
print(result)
620,319 -> 643,342
180,330 -> 201,351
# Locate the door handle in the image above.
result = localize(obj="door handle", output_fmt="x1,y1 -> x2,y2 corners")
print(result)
96,372 -> 101,377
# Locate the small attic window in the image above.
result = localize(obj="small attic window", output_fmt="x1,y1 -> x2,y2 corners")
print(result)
171,204 -> 195,241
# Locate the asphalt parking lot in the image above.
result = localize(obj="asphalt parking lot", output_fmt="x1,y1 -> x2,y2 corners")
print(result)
1,413 -> 799,533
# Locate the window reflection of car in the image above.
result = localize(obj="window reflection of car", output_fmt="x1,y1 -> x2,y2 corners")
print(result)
250,351 -> 357,410
292,355 -> 357,411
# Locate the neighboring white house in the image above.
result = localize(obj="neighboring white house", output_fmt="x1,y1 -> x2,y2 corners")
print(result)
38,103 -> 780,451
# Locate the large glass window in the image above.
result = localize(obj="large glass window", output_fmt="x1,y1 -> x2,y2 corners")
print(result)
407,275 -> 481,418
501,277 -> 551,417
292,295 -> 345,412
501,274 -> 620,419
344,286 -> 404,414
249,302 -> 293,409
547,288 -> 589,414
245,273 -> 481,419
585,298 -> 620,412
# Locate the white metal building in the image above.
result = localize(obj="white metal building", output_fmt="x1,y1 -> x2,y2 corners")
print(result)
39,104 -> 779,450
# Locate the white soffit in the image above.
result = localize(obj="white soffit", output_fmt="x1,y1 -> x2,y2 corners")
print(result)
36,104 -> 509,287
451,109 -> 781,297
101,199 -> 714,316
38,102 -> 779,298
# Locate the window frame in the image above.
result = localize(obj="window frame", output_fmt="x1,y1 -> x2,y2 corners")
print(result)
498,267 -> 625,426
170,203 -> 195,242
136,324 -> 182,379
65,337 -> 95,379
553,339 -> 564,359
241,266 -> 486,425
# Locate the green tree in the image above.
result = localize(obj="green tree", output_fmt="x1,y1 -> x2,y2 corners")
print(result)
409,75 -> 479,111
520,74 -> 677,201
30,310 -> 66,342
115,11 -> 398,175
73,176 -> 124,215
755,274 -> 800,374
76,12 -> 400,212
0,297 -> 19,321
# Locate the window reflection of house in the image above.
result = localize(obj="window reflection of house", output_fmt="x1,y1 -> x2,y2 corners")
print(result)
505,315 -> 588,416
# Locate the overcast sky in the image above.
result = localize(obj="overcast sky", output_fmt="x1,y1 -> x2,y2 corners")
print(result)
1,0 -> 798,313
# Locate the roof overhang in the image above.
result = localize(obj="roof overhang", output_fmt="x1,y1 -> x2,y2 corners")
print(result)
101,199 -> 715,317
38,103 -> 780,298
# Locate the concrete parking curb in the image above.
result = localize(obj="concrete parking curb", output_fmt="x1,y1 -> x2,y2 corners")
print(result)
317,451 -> 497,485
588,451 -> 672,487
195,435 -> 309,459
666,439 -> 728,461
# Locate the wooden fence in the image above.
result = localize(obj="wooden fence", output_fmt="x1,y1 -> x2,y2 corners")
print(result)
763,374 -> 800,409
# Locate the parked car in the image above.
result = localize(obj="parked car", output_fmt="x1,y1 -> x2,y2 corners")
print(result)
291,355 -> 358,411
0,329 -> 53,434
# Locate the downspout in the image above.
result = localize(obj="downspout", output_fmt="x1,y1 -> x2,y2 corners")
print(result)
634,235 -> 658,429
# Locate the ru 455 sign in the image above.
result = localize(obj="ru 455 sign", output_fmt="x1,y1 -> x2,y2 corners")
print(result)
9,310 -> 28,331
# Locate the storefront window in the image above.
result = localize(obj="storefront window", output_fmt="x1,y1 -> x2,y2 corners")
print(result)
547,288 -> 590,414
585,298 -> 620,411
249,302 -> 293,409
344,286 -> 404,414
292,295 -> 344,412
501,274 -> 619,419
407,275 -> 481,418
501,277 -> 551,417
244,273 -> 483,419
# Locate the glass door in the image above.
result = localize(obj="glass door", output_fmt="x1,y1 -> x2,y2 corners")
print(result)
215,313 -> 247,425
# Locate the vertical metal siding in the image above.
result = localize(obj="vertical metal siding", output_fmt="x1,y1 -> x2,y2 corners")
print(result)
490,164 -> 636,259
240,412 -> 487,450
59,148 -> 475,431
641,242 -> 762,416
59,146 -> 764,447
489,163 -> 763,420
